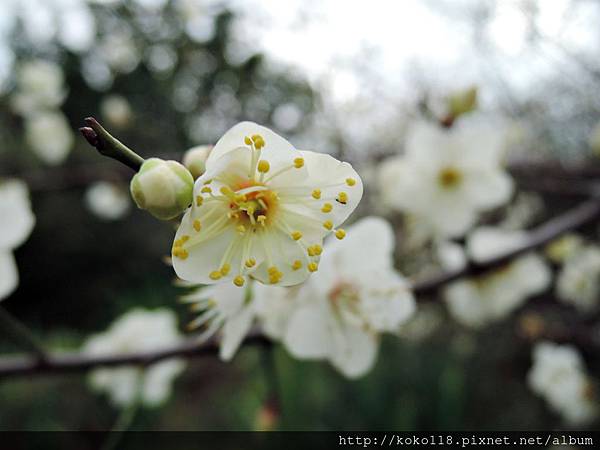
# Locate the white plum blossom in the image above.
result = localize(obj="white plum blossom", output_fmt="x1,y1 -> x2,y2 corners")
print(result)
180,281 -> 255,361
378,119 -> 513,238
182,145 -> 213,179
528,341 -> 598,426
84,181 -> 130,221
24,111 -> 74,165
0,180 -> 35,301
172,122 -> 363,288
556,245 -> 600,313
100,94 -> 133,129
83,308 -> 186,408
254,217 -> 416,378
11,59 -> 66,116
444,227 -> 550,328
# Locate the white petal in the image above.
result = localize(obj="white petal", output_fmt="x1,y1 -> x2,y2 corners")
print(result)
220,305 -> 255,361
207,121 -> 297,164
467,227 -> 527,262
283,303 -> 331,359
508,253 -> 551,296
329,325 -> 378,379
444,281 -> 488,328
462,169 -> 514,209
0,252 -> 18,301
0,179 -> 35,250
142,359 -> 185,406
253,284 -> 296,339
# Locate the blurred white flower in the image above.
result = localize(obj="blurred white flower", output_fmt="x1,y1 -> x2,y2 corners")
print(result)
0,179 -> 35,301
182,144 -> 213,179
180,282 -> 255,361
100,95 -> 133,129
11,59 -> 66,115
83,308 -> 185,408
99,31 -> 141,74
84,181 -> 130,221
396,303 -> 443,343
444,227 -> 550,328
545,233 -> 583,264
25,111 -> 74,165
556,245 -> 600,313
255,217 -> 416,378
172,122 -> 363,288
528,341 -> 598,426
436,240 -> 467,271
378,119 -> 513,238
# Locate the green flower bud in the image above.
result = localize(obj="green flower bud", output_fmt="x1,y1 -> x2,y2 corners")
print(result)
182,145 -> 212,179
130,158 -> 194,220
447,86 -> 478,118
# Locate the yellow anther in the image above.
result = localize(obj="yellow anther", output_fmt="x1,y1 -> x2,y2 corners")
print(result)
220,264 -> 231,276
308,262 -> 318,272
337,192 -> 348,204
251,134 -> 265,149
244,136 -> 252,146
321,203 -> 333,213
267,265 -> 282,284
196,195 -> 203,207
209,271 -> 222,280
312,244 -> 322,256
172,247 -> 188,260
236,225 -> 246,234
245,258 -> 256,268
257,215 -> 267,225
312,189 -> 321,199
193,219 -> 202,232
220,186 -> 234,197
203,179 -> 212,185
233,276 -> 245,287
292,260 -> 302,270
235,194 -> 247,202
291,231 -> 303,241
335,229 -> 346,240
323,220 -> 333,230
346,178 -> 356,186
181,235 -> 190,243
293,157 -> 304,168
257,160 -> 270,173
267,266 -> 279,275
201,186 -> 212,194
307,247 -> 315,257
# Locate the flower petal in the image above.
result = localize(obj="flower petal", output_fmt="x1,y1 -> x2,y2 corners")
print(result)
220,305 -> 255,361
329,324 -> 378,379
0,179 -> 35,251
283,302 -> 331,359
0,251 -> 18,301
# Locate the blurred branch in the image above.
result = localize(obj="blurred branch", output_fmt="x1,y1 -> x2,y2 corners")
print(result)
79,117 -> 144,172
0,307 -> 47,361
0,332 -> 270,379
412,198 -> 600,297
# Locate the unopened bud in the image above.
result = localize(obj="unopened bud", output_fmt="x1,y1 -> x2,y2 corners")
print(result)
182,145 -> 212,179
130,158 -> 194,220
447,86 -> 478,119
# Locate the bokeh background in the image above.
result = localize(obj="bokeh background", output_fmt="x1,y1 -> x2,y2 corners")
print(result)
1,0 -> 600,433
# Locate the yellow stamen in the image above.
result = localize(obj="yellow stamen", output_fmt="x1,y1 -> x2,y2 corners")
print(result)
220,264 -> 231,276
201,186 -> 212,194
323,220 -> 333,230
257,160 -> 270,173
233,276 -> 245,287
312,244 -> 322,256
245,258 -> 256,268
244,136 -> 252,145
193,219 -> 202,232
237,225 -> 246,234
209,271 -> 222,280
257,215 -> 267,226
292,260 -> 302,270
293,157 -> 304,168
308,262 -> 318,272
312,189 -> 321,199
321,203 -> 333,213
335,229 -> 346,240
291,231 -> 303,241
346,178 -> 356,186
196,195 -> 203,207
337,192 -> 348,204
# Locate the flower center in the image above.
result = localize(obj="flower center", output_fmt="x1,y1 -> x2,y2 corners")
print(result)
223,182 -> 279,227
438,167 -> 462,188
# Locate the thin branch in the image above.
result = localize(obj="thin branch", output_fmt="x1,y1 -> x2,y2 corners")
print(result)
412,198 -> 600,297
79,117 -> 145,171
0,307 -> 47,361
0,332 -> 270,379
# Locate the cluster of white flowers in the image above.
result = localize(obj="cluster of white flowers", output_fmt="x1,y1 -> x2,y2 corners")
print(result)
82,308 -> 186,408
84,181 -> 131,221
528,341 -> 598,426
444,227 -> 550,328
556,244 -> 600,313
11,59 -> 73,165
378,117 -> 513,239
0,180 -> 35,301
182,217 -> 416,378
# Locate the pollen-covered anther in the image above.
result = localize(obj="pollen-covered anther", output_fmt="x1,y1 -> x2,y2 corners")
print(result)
307,262 -> 318,272
201,186 -> 212,194
267,266 -> 283,284
312,189 -> 321,199
293,157 -> 304,168
321,203 -> 332,213
209,270 -> 222,280
172,247 -> 188,260
244,136 -> 252,146
233,275 -> 245,287
245,258 -> 256,268
291,231 -> 303,241
323,220 -> 333,230
292,260 -> 302,270
257,215 -> 267,226
336,192 -> 348,204
193,219 -> 201,232
195,196 -> 203,206
236,225 -> 246,234
251,134 -> 265,149
346,178 -> 356,186
312,244 -> 322,256
257,160 -> 270,173
220,264 -> 231,276
335,229 -> 346,240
